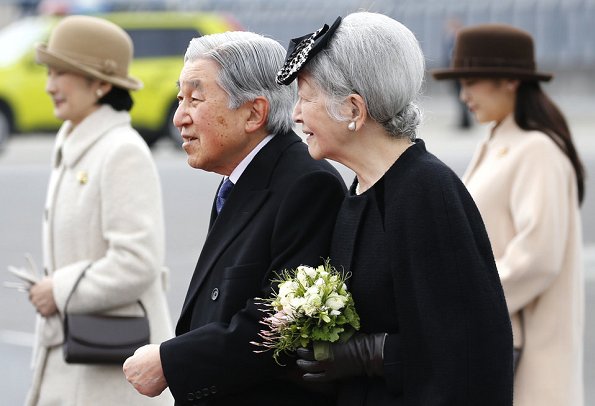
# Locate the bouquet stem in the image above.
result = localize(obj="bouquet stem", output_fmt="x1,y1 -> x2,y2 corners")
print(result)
313,341 -> 331,361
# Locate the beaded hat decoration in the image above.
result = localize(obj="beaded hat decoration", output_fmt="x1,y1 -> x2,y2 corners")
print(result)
276,17 -> 342,85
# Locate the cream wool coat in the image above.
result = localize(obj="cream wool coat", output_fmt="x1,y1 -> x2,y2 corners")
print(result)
26,105 -> 174,406
463,115 -> 584,406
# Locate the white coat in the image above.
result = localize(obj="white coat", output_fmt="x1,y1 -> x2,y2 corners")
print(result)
26,105 -> 174,405
463,115 -> 584,406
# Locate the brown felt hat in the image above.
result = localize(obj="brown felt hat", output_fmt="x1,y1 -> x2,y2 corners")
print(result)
36,15 -> 143,90
432,23 -> 552,82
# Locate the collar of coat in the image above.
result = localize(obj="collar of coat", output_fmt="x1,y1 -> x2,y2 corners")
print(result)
52,105 -> 131,168
489,114 -> 521,143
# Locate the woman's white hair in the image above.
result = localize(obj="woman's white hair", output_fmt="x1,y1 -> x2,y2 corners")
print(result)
304,12 -> 425,140
184,31 -> 297,135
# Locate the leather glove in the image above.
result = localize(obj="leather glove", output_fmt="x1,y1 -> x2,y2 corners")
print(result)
296,333 -> 387,382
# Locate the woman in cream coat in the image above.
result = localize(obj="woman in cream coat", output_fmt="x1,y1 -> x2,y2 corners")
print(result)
26,15 -> 173,405
433,24 -> 585,406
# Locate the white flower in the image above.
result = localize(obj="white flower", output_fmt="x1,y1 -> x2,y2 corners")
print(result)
305,288 -> 322,302
296,267 -> 309,286
278,280 -> 298,298
325,292 -> 347,311
316,264 -> 329,278
296,265 -> 318,286
290,295 -> 306,308
305,284 -> 321,297
303,266 -> 318,279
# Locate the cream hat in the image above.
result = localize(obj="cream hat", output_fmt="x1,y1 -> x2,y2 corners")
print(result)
36,15 -> 143,90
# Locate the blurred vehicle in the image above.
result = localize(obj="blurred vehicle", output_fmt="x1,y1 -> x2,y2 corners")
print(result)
0,11 -> 242,148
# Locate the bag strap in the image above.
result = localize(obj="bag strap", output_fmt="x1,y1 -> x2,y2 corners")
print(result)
518,309 -> 525,350
63,263 -> 146,316
63,263 -> 92,314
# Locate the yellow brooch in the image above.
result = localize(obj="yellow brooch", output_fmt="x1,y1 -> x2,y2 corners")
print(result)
497,147 -> 509,157
77,171 -> 88,185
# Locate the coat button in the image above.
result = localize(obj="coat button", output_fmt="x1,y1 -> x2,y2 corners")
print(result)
211,288 -> 219,301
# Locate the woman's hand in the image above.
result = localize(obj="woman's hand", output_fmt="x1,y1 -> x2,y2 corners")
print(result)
297,333 -> 387,382
29,276 -> 58,317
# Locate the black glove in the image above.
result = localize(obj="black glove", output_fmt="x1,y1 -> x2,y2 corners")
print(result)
296,333 -> 387,382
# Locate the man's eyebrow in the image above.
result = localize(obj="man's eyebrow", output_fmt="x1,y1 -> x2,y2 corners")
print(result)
176,80 -> 202,91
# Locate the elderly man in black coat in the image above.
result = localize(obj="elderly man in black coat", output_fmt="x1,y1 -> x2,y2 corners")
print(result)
123,31 -> 346,405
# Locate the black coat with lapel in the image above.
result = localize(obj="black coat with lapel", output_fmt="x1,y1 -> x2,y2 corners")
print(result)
160,131 -> 346,405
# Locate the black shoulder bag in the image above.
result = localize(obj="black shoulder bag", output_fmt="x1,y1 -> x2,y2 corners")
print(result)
62,265 -> 150,364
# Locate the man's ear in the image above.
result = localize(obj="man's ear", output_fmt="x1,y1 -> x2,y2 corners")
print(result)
245,96 -> 269,133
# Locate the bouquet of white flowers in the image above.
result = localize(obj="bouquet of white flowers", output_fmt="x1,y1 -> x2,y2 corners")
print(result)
252,259 -> 360,364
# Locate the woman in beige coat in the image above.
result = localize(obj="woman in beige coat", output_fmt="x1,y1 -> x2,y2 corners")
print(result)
25,15 -> 173,405
433,24 -> 585,406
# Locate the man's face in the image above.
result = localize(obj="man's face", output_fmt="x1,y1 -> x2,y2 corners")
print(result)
174,58 -> 252,174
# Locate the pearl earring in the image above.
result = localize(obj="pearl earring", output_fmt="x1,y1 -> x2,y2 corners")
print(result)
96,89 -> 103,98
348,121 -> 356,131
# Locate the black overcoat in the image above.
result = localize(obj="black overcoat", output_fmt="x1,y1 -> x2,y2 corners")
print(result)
160,131 -> 346,405
331,140 -> 514,405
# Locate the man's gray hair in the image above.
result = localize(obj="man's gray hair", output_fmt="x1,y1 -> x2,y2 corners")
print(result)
184,31 -> 297,134
304,12 -> 425,140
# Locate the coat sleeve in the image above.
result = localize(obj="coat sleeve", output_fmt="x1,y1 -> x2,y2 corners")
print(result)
385,163 -> 512,404
160,170 -> 346,403
53,139 -> 165,314
495,137 -> 574,314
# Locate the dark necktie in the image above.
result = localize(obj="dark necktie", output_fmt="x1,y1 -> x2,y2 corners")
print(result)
216,178 -> 234,214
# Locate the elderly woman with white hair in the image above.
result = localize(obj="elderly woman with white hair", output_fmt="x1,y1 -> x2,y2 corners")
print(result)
278,12 -> 514,405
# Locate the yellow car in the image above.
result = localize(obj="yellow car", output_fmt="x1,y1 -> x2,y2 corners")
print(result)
0,11 -> 241,148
